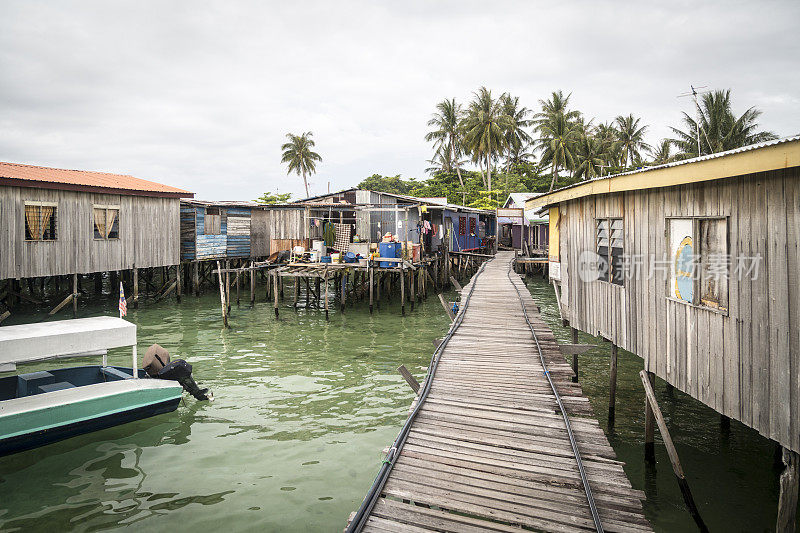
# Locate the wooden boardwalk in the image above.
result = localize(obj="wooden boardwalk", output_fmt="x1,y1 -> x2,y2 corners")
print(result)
353,252 -> 651,532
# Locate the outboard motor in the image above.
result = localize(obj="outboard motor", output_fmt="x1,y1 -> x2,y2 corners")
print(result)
143,344 -> 213,401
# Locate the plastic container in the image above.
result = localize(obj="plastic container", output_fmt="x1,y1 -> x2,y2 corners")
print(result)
345,252 -> 357,263
320,255 -> 332,263
379,242 -> 401,268
330,253 -> 340,263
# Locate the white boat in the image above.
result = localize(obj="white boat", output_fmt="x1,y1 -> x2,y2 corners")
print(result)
0,317 -> 186,456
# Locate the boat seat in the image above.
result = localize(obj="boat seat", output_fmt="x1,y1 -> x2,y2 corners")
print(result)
100,367 -> 133,380
38,381 -> 76,393
17,371 -> 55,396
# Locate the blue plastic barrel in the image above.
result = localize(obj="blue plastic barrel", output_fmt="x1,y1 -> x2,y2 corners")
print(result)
379,242 -> 396,268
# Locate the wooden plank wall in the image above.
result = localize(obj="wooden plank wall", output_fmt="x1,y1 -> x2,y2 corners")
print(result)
251,207 -> 311,257
0,186 -> 180,279
560,167 -> 800,453
180,205 -> 197,261
226,207 -> 251,258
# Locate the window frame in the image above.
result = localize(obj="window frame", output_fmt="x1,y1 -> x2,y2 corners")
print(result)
93,204 -> 121,240
595,216 -> 624,286
204,207 -> 222,235
24,201 -> 58,242
665,215 -> 729,315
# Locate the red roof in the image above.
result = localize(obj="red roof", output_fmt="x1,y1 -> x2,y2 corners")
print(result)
0,161 -> 193,198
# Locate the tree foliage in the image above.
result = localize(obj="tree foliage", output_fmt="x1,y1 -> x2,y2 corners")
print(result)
255,191 -> 292,204
281,131 -> 322,198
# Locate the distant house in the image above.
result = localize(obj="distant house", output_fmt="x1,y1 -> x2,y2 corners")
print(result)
498,193 -> 548,252
180,200 -> 256,261
293,188 -> 496,254
0,162 -> 192,281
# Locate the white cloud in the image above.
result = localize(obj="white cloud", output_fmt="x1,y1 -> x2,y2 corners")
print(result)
1,0 -> 798,200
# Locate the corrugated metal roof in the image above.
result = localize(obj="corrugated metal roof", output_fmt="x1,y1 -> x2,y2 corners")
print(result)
0,161 -> 193,197
529,135 -> 800,208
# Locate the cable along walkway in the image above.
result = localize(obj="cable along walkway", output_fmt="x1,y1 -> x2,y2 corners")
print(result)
348,252 -> 651,533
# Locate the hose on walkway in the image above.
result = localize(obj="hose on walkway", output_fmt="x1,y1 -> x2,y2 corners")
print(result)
507,260 -> 604,533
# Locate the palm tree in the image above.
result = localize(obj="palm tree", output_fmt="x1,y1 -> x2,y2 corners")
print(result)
281,132 -> 322,198
650,139 -> 674,165
670,89 -> 778,158
534,90 -> 581,190
461,87 -> 511,191
500,94 -> 533,174
615,114 -> 652,169
574,132 -> 605,180
425,98 -> 466,188
537,112 -> 581,191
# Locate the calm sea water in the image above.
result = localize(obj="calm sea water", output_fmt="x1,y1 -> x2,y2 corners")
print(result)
0,274 -> 792,531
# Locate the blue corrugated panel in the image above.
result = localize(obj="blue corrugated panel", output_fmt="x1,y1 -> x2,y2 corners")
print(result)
196,235 -> 227,259
226,235 -> 250,258
196,209 -> 205,235
226,207 -> 250,216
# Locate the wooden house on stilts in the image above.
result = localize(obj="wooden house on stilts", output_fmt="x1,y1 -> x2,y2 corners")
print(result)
527,136 -> 800,530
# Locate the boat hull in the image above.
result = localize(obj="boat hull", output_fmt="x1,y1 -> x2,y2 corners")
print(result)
0,373 -> 183,456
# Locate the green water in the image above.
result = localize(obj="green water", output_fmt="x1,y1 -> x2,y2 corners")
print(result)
0,275 -> 793,532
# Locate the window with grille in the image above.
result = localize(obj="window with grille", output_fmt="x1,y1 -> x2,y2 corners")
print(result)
205,207 -> 221,235
93,205 -> 120,240
24,202 -> 58,241
595,218 -> 624,285
459,216 -> 466,236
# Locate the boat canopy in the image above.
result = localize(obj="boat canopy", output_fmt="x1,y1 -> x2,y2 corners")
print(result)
0,317 -> 137,366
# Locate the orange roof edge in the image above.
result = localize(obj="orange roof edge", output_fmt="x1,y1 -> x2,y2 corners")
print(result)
0,161 -> 194,197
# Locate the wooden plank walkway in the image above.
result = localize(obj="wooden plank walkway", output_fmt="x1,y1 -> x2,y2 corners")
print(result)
354,252 -> 651,532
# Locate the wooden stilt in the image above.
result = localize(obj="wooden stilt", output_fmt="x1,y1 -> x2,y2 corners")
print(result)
400,264 -> 405,316
216,260 -> 228,327
250,261 -> 256,306
340,272 -> 346,312
609,343 -> 618,426
645,370 -> 656,464
324,270 -> 329,321
409,270 -> 415,312
273,271 -> 279,318
176,264 -> 182,303
571,327 -> 579,383
133,268 -> 139,308
72,273 -> 78,318
777,447 -> 799,533
235,262 -> 241,307
639,370 -> 708,532
376,271 -> 381,309
294,276 -> 300,308
397,365 -> 420,393
225,260 -> 231,312
369,265 -> 374,314
194,261 -> 200,296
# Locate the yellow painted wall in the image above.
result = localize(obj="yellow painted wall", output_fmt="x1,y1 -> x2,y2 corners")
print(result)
548,206 -> 559,262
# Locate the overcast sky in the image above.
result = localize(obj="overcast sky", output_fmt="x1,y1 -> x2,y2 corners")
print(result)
1,1 -> 798,200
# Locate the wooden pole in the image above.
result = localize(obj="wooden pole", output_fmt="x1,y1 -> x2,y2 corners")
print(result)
777,447 -> 799,533
235,262 -> 241,307
644,370 -> 656,464
294,276 -> 300,308
273,271 -> 279,318
400,265 -> 405,316
639,370 -> 708,532
324,270 -> 329,321
176,264 -> 182,303
409,270 -> 415,312
216,260 -> 228,327
571,327 -> 579,383
609,343 -> 618,426
438,294 -> 455,321
194,261 -> 200,296
250,261 -> 256,306
376,271 -> 381,309
397,365 -> 420,393
369,265 -> 374,314
225,260 -> 231,313
133,268 -> 139,309
72,273 -> 78,318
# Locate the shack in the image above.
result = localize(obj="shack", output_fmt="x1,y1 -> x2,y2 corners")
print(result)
180,200 -> 256,261
527,136 -> 800,529
499,192 -> 548,253
0,161 -> 193,319
294,189 -> 495,255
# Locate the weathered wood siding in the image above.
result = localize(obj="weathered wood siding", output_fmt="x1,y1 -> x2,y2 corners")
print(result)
225,207 -> 251,258
251,207 -> 309,257
0,186 -> 179,279
559,166 -> 800,452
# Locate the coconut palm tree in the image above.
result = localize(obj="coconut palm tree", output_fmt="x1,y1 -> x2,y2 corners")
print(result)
462,87 -> 511,191
425,98 -> 466,188
615,114 -> 652,169
650,139 -> 675,165
670,89 -> 777,158
534,90 -> 581,191
537,112 -> 581,191
500,94 -> 533,174
281,132 -> 322,198
574,132 -> 605,180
